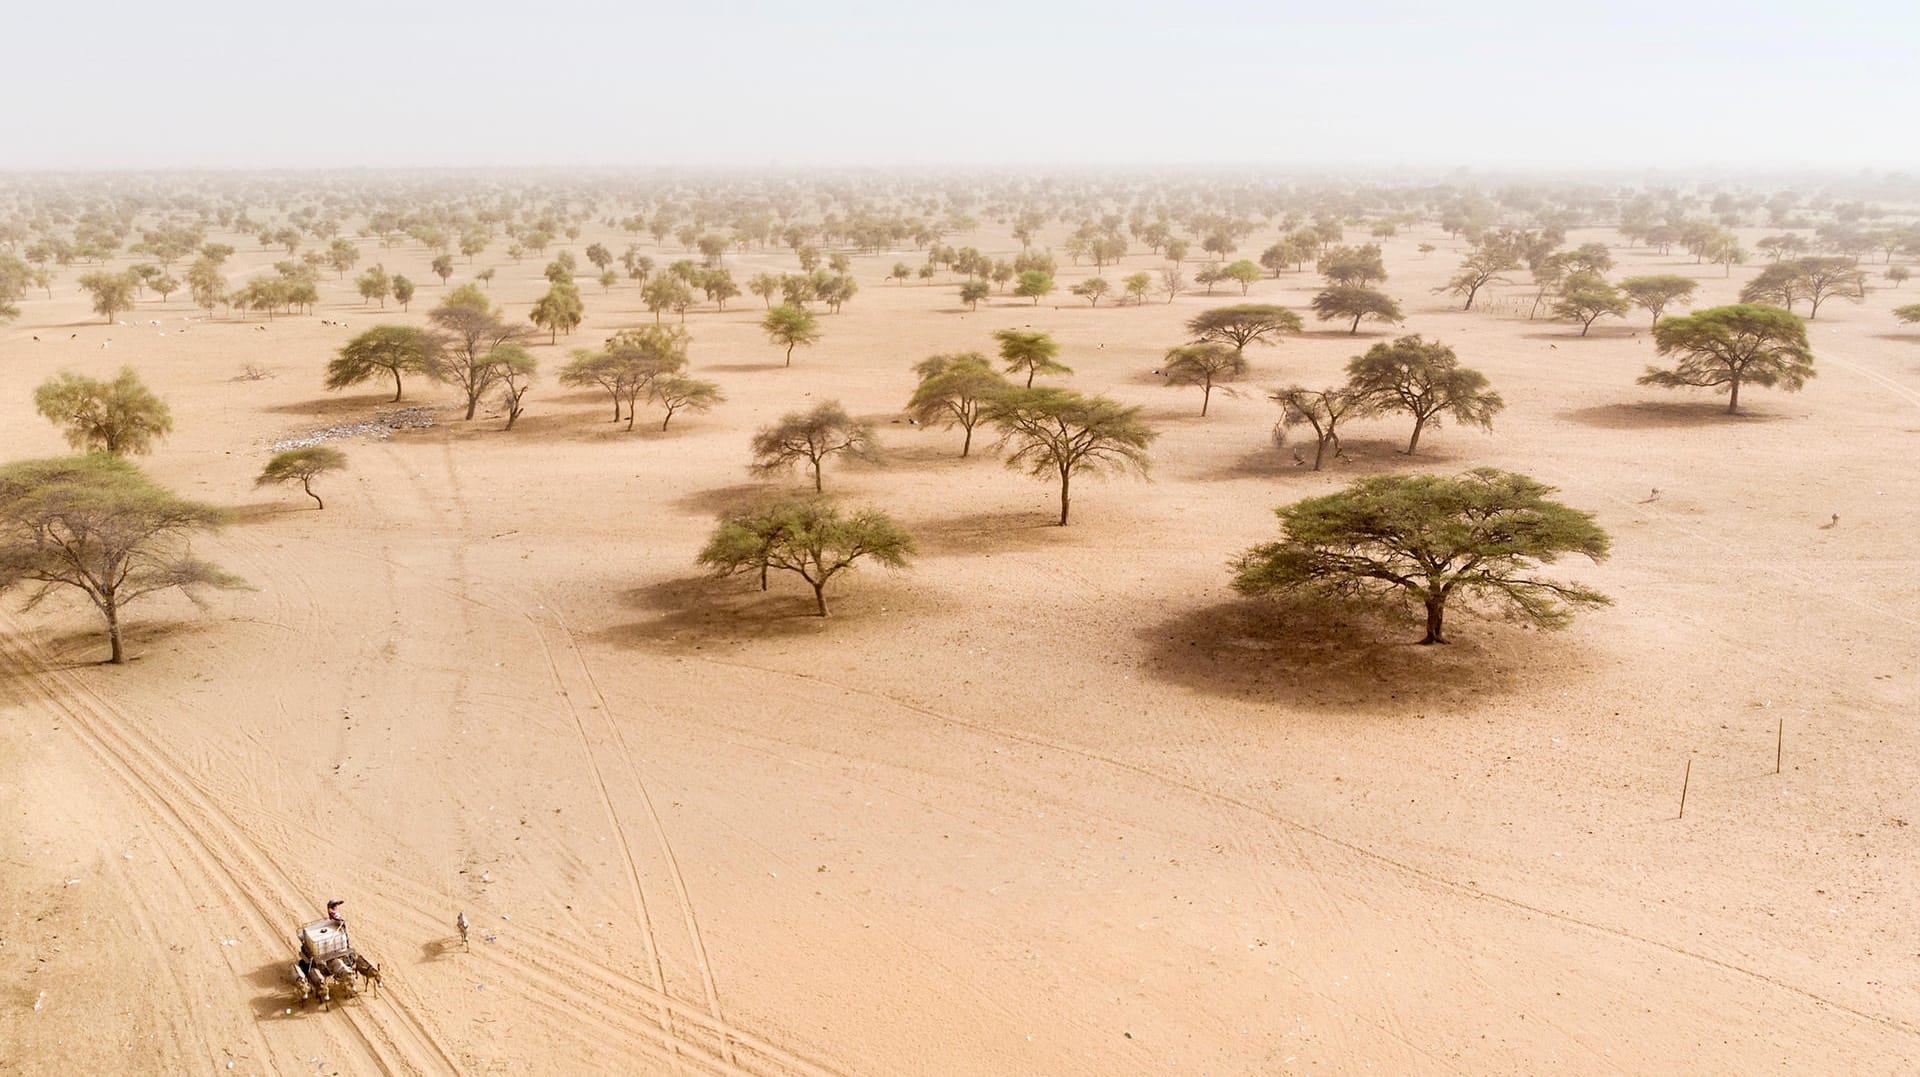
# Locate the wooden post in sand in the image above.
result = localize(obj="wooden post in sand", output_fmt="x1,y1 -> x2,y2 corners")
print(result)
1677,758 -> 1692,819
1775,719 -> 1783,775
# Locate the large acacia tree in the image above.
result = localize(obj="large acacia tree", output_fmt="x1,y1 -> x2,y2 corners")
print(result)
327,325 -> 443,401
1231,469 -> 1610,644
430,284 -> 528,419
1637,304 -> 1814,414
1185,304 -> 1302,355
1344,335 -> 1503,454
983,387 -> 1155,525
698,497 -> 913,617
0,455 -> 244,663
1311,285 -> 1402,334
906,352 -> 1009,456
34,368 -> 173,456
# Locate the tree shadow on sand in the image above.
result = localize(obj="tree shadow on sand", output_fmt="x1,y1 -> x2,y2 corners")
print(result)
589,575 -> 854,652
1557,401 -> 1785,429
1137,594 -> 1578,714
1200,437 -> 1463,483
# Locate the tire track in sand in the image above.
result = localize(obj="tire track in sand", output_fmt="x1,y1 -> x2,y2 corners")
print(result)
0,619 -> 463,1075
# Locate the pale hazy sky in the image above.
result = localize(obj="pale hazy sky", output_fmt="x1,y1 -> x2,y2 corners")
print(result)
2,0 -> 1912,171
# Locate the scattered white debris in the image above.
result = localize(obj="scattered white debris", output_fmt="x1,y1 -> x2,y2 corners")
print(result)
272,406 -> 437,451
65,878 -> 79,886
222,939 -> 238,946
34,991 -> 45,1011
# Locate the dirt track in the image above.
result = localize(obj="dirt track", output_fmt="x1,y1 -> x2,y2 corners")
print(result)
3,217 -> 1917,1074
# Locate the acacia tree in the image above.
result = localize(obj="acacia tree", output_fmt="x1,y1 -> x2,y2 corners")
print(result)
1553,272 -> 1630,336
431,254 -> 454,284
77,271 -> 136,323
1186,304 -> 1303,355
1071,277 -> 1111,306
1438,242 -> 1520,310
750,401 -> 877,492
1619,275 -> 1698,329
749,271 -> 783,307
0,455 -> 244,663
1344,335 -> 1503,454
763,303 -> 821,366
1317,244 -> 1386,286
1791,257 -> 1867,318
430,284 -> 529,419
959,280 -> 990,310
1014,270 -> 1055,305
983,387 -> 1156,525
1637,304 -> 1814,414
530,281 -> 584,343
648,375 -> 724,430
34,368 -> 173,455
327,325 -> 443,402
1311,285 -> 1403,334
391,274 -> 416,311
256,446 -> 347,509
1271,386 -> 1369,470
906,352 -> 1009,457
491,344 -> 538,430
1222,260 -> 1263,295
697,497 -> 913,616
356,264 -> 390,307
1230,469 -> 1610,644
1160,343 -> 1248,416
994,328 -> 1069,387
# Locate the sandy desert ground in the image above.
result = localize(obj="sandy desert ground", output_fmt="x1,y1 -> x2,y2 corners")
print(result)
2,204 -> 1918,1076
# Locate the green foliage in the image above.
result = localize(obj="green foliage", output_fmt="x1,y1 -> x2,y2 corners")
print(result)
1638,304 -> 1814,414
562,325 -> 690,429
1438,241 -> 1520,310
643,275 -> 694,323
1185,303 -> 1302,354
356,264 -> 391,307
1618,275 -> 1698,328
1230,469 -> 1610,644
391,274 -> 416,310
906,352 -> 1010,457
489,343 -> 538,430
431,254 -> 455,283
256,446 -> 347,509
1159,343 -> 1248,416
1071,276 -> 1111,306
0,454 -> 244,662
1013,270 -> 1055,304
1221,260 -> 1263,295
1552,272 -> 1629,335
1741,257 -> 1865,318
697,496 -> 913,616
750,401 -> 876,492
429,287 -> 528,419
982,387 -> 1155,525
1894,303 -> 1920,323
1123,271 -> 1152,305
77,271 -> 137,322
958,279 -> 990,309
762,303 -> 821,366
993,328 -> 1068,388
1311,285 -> 1403,334
1344,335 -> 1502,454
328,325 -> 442,402
34,368 -> 173,456
529,281 -> 584,342
1316,244 -> 1386,287
648,375 -> 724,431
